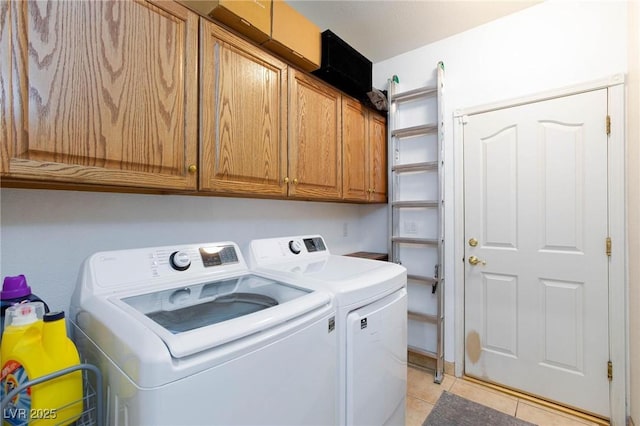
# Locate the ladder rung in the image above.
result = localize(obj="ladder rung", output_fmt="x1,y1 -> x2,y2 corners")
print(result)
392,200 -> 438,208
392,124 -> 438,138
391,86 -> 437,103
408,345 -> 438,360
392,161 -> 438,173
408,311 -> 438,324
392,237 -> 439,246
407,274 -> 438,285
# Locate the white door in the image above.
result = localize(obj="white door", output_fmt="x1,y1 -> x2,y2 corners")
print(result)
463,89 -> 610,417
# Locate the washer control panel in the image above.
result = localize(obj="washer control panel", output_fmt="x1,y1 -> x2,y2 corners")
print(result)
165,245 -> 239,272
90,242 -> 245,291
199,245 -> 239,267
169,251 -> 192,271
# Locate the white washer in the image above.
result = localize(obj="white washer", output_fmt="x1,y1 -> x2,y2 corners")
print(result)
70,241 -> 338,426
247,235 -> 408,426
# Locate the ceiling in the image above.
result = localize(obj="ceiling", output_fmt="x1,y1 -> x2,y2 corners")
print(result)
285,0 -> 542,63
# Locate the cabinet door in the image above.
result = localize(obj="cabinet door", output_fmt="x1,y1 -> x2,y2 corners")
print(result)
368,112 -> 387,202
288,69 -> 342,199
0,0 -> 11,173
342,97 -> 368,201
6,0 -> 198,190
200,20 -> 287,196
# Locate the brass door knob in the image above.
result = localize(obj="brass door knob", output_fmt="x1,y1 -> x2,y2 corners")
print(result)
468,238 -> 478,247
284,177 -> 290,184
468,256 -> 486,266
293,178 -> 299,185
188,164 -> 197,174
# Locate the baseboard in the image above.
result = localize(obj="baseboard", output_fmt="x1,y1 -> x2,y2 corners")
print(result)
407,350 -> 455,377
464,376 -> 609,426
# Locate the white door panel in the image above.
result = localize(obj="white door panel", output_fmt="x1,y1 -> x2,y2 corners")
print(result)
464,89 -> 609,417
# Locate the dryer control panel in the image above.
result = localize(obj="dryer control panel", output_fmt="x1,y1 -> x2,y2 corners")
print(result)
249,235 -> 330,267
302,237 -> 326,253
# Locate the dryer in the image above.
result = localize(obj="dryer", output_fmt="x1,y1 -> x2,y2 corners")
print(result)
70,241 -> 338,426
248,235 -> 408,426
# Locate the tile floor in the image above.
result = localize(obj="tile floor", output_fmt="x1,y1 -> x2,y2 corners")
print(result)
406,366 -> 607,426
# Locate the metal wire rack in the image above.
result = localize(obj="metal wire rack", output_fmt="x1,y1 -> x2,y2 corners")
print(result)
1,363 -> 103,426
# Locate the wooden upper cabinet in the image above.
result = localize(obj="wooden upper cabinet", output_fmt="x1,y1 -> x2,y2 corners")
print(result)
200,19 -> 288,196
342,97 -> 368,201
288,69 -> 342,200
0,0 -> 11,173
342,96 -> 388,203
368,111 -> 387,202
4,0 -> 198,190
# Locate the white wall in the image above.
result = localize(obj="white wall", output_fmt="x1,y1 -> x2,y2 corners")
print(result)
0,188 -> 387,314
627,0 -> 639,423
373,0 -> 628,366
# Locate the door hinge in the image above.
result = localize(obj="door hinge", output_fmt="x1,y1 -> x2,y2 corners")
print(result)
606,115 -> 611,136
607,360 -> 613,381
606,237 -> 612,257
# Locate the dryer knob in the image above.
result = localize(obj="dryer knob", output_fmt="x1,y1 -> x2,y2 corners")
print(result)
170,251 -> 191,271
289,240 -> 303,255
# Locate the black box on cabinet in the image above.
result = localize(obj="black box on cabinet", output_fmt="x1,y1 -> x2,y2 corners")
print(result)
312,30 -> 372,100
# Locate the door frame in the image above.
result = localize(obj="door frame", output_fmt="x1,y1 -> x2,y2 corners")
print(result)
452,74 -> 626,424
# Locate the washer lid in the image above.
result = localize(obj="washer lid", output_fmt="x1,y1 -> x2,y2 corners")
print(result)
113,273 -> 331,358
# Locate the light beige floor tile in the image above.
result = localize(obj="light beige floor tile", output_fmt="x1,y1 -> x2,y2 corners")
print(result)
407,367 -> 456,404
516,401 -> 602,426
448,379 -> 518,416
407,370 -> 605,425
405,395 -> 434,426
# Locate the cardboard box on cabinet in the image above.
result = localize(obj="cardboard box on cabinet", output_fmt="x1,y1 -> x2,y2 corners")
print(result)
263,0 -> 321,72
179,0 -> 272,44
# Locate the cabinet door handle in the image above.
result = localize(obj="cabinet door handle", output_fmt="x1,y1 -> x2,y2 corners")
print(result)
293,178 -> 299,185
284,177 -> 290,184
188,164 -> 197,174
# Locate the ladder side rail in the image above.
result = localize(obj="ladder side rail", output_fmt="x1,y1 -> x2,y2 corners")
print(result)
387,78 -> 397,263
435,61 -> 446,383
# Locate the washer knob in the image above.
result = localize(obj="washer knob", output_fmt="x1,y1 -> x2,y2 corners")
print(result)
169,251 -> 191,271
289,240 -> 303,255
